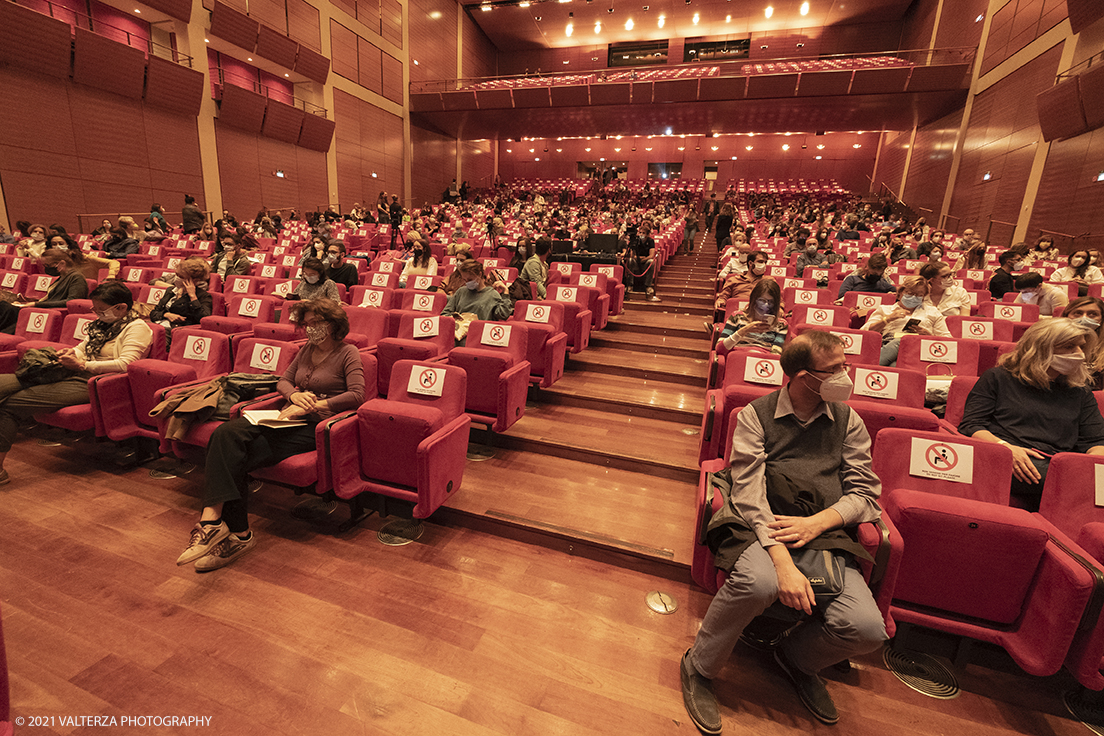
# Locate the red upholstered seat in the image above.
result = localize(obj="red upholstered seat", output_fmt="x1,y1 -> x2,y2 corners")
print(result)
374,313 -> 454,396
897,335 -> 981,376
547,284 -> 593,353
447,320 -> 530,432
586,263 -> 624,315
200,294 -> 278,336
568,272 -> 611,328
508,301 -> 567,388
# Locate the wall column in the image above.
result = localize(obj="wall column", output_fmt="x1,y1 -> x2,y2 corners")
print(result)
181,0 -> 222,218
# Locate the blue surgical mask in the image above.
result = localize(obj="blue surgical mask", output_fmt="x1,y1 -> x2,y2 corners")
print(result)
1074,316 -> 1101,330
901,294 -> 924,310
755,299 -> 776,316
465,280 -> 479,291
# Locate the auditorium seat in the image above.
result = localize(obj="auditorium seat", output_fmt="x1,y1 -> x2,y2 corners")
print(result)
374,313 -> 455,396
447,320 -> 530,432
508,300 -> 568,388
548,283 -> 593,353
326,359 -> 470,526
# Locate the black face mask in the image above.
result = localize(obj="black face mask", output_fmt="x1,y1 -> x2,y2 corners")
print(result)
44,266 -> 59,277
865,273 -> 880,282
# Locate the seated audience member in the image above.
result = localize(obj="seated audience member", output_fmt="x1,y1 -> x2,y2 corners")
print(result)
47,233 -> 118,280
519,237 -> 551,299
323,241 -> 359,291
0,249 -> 89,333
91,218 -> 113,239
920,262 -> 970,316
621,223 -> 659,302
441,260 -> 513,322
1050,249 -> 1104,296
16,224 -> 48,258
149,257 -> 213,338
952,228 -> 977,251
885,237 -> 915,264
1024,235 -> 1059,263
950,240 -> 988,272
211,234 -> 252,278
197,222 -> 217,242
715,251 -> 770,317
717,279 -> 788,355
916,230 -> 945,257
175,299 -> 365,571
959,318 -> 1104,510
1013,272 -> 1068,316
0,281 -> 153,483
680,331 -> 887,733
987,249 -> 1021,300
1065,296 -> 1104,389
1091,250 -> 1102,269
148,203 -> 169,233
717,241 -> 752,282
863,274 -> 951,366
836,253 -> 895,300
300,235 -> 329,265
794,238 -> 827,277
289,258 -> 340,302
398,240 -> 439,288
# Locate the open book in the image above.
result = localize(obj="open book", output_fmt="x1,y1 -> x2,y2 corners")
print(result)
242,409 -> 308,429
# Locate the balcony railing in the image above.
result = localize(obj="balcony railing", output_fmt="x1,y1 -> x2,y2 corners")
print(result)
214,67 -> 328,117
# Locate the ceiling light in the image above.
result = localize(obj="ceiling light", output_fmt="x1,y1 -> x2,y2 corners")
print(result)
204,38 -> 209,42
556,148 -> 562,152
585,147 -> 591,152
800,1 -> 809,15
507,149 -> 512,152
625,17 -> 633,29
614,148 -> 621,152
134,8 -> 140,12
678,147 -> 685,151
815,155 -> 822,160
600,157 -> 605,161
594,21 -> 601,32
710,146 -> 718,151
853,143 -> 861,148
976,13 -> 984,22
725,14 -> 731,21
371,172 -> 377,178
535,15 -> 541,19
284,73 -> 289,77
816,144 -> 825,149
529,148 -> 535,152
731,156 -> 737,160
535,158 -> 540,161
746,145 -> 753,150
429,10 -> 442,17
782,144 -> 790,150
657,14 -> 665,27
645,147 -> 652,151
413,60 -> 419,65
764,5 -> 773,18
692,12 -> 699,23
983,171 -> 991,181
518,1 -> 529,6
480,2 -> 491,9
566,22 -> 573,35
248,57 -> 253,61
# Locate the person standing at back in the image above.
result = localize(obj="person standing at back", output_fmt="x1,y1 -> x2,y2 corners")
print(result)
389,196 -> 405,249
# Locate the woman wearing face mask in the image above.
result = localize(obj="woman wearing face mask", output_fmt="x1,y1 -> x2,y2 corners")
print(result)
717,279 -> 788,355
48,233 -> 118,280
1024,235 -> 1059,263
149,257 -> 213,340
441,260 -> 513,322
863,275 -> 952,366
0,281 -> 152,484
919,262 -> 970,316
1050,249 -> 1104,296
290,258 -> 339,302
398,240 -> 438,288
176,298 -> 365,571
0,249 -> 90,333
1065,297 -> 1104,389
959,319 -> 1104,510
300,235 -> 328,265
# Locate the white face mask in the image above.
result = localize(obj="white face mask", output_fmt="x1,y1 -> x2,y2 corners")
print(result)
809,370 -> 853,402
901,294 -> 924,310
1019,290 -> 1037,302
1074,316 -> 1101,330
465,280 -> 480,291
305,275 -> 319,285
1050,351 -> 1085,376
1072,257 -> 1086,267
751,262 -> 766,275
941,277 -> 955,289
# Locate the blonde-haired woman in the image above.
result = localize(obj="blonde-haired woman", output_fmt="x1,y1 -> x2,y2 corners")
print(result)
959,318 -> 1104,510
862,274 -> 951,365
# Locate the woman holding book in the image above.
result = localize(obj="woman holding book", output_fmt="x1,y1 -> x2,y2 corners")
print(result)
176,298 -> 365,571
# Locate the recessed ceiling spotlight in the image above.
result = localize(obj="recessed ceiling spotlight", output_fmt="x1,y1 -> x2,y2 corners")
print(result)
480,3 -> 491,10
764,5 -> 773,18
800,1 -> 809,15
782,144 -> 790,150
429,9 -> 443,17
816,144 -> 825,149
710,146 -> 718,151
815,155 -> 822,160
535,15 -> 541,20
692,12 -> 699,23
746,145 -> 753,150
725,14 -> 731,21
248,57 -> 253,61
566,22 -> 573,34
594,21 -> 601,32
853,143 -> 861,148
585,147 -> 592,151
517,1 -> 529,6
657,14 -> 665,27
625,17 -> 633,29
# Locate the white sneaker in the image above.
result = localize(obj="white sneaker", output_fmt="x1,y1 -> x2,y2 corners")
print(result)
194,532 -> 257,572
176,521 -> 230,566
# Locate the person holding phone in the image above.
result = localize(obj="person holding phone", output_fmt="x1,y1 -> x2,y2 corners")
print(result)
862,275 -> 951,366
149,257 -> 213,340
717,279 -> 788,354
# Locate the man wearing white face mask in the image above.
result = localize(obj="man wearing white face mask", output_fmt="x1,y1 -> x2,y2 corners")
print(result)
714,251 -> 770,319
1013,272 -> 1068,316
680,332 -> 886,734
960,319 -> 1104,510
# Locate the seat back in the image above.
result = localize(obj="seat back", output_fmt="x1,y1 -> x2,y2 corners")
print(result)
872,428 -> 1013,503
256,263 -> 290,280
15,308 -> 63,341
509,300 -> 566,334
980,301 -> 1040,323
226,294 -> 278,322
946,316 -> 1015,342
720,350 -> 787,390
1038,453 -> 1104,541
884,489 -> 1048,625
407,274 -> 443,291
345,306 -> 390,347
399,290 -> 448,314
551,262 -> 580,281
791,324 -> 882,368
842,291 -> 895,312
24,274 -> 58,301
119,265 -> 153,284
350,286 -> 399,310
464,320 -> 529,366
137,284 -> 172,308
783,285 -> 831,307
167,328 -> 233,379
59,314 -> 96,347
569,272 -> 609,294
943,375 -> 980,430
549,283 -> 600,316
790,304 -> 850,328
224,275 -> 264,295
365,271 -> 400,289
847,365 -> 926,408
490,266 -> 518,283
0,271 -> 26,295
232,337 -> 300,375
589,263 -> 622,282
897,335 -> 981,376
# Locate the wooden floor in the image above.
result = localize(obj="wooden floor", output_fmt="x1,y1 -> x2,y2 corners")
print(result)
0,438 -> 1091,736
0,239 -> 1096,734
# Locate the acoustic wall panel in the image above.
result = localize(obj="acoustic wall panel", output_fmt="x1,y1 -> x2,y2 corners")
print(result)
139,0 -> 192,22
905,64 -> 971,92
219,82 -> 268,133
746,73 -> 798,98
512,87 -> 551,107
589,83 -> 630,105
209,1 -> 258,53
287,0 -> 321,52
357,35 -> 383,95
144,56 -> 205,116
297,113 -> 335,151
795,70 -> 853,97
256,26 -> 299,70
652,79 -> 698,103
630,82 -> 654,104
72,28 -> 147,99
411,92 -> 445,111
262,99 -> 306,144
441,91 -> 477,110
698,77 -> 746,101
1067,0 -> 1104,33
248,0 -> 287,34
329,20 -> 358,82
294,44 -> 330,84
1080,62 -> 1104,131
1037,76 -> 1089,141
0,1 -> 73,79
549,85 -> 589,107
381,52 -> 403,104
850,66 -> 911,95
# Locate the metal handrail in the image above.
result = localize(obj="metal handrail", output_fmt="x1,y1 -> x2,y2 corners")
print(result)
215,67 -> 328,117
410,46 -> 976,94
1057,49 -> 1104,81
76,210 -> 212,234
13,0 -> 193,68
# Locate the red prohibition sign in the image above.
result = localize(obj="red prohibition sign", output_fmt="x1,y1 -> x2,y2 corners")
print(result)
969,322 -> 987,336
246,300 -> 257,312
420,318 -> 434,332
755,360 -> 776,378
838,334 -> 854,348
533,306 -> 546,319
799,291 -> 813,302
928,342 -> 948,358
861,297 -> 875,307
192,338 -> 207,356
419,369 -> 438,388
925,443 -> 959,471
260,347 -> 274,364
490,326 -> 504,341
419,296 -> 430,307
866,371 -> 887,391
1000,307 -> 1014,318
813,309 -> 828,322
32,314 -> 44,329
